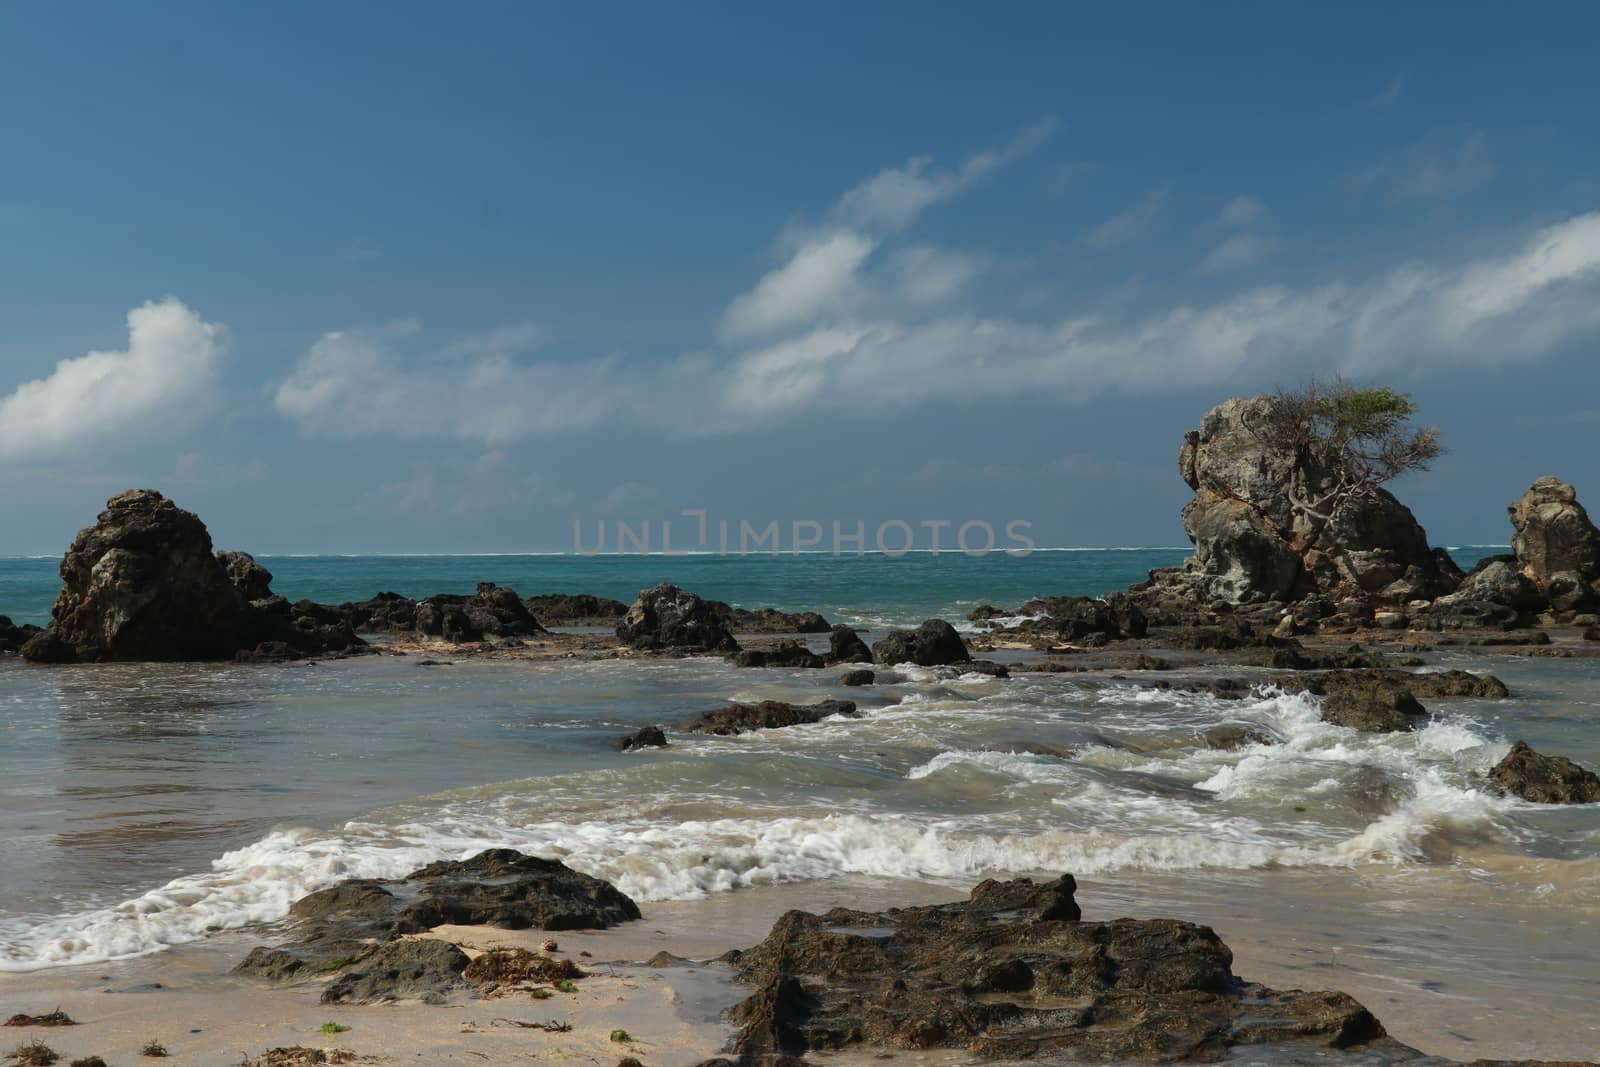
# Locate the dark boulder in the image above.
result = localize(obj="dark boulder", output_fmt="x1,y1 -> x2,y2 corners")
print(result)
0,615 -> 42,654
413,583 -> 546,643
871,619 -> 969,666
715,604 -> 831,633
320,938 -> 470,1005
216,550 -> 275,601
826,624 -> 872,664
615,725 -> 669,750
616,583 -> 738,653
523,593 -> 629,627
839,669 -> 875,686
734,641 -> 826,669
1490,741 -> 1600,804
1014,594 -> 1149,641
1319,679 -> 1428,733
684,699 -> 858,736
722,874 -> 1384,1061
336,592 -> 418,633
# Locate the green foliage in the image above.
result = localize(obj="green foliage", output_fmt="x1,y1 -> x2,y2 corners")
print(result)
555,979 -> 578,993
609,1029 -> 632,1043
319,1022 -> 350,1035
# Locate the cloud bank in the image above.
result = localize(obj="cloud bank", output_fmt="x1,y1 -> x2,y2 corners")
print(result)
0,298 -> 225,461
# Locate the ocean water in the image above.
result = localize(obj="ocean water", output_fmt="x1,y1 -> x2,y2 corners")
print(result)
3,548 -> 1592,1059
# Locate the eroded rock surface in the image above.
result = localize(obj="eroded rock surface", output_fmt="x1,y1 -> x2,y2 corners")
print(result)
722,874 -> 1385,1061
871,619 -> 969,666
616,583 -> 739,652
684,699 -> 858,736
1490,741 -> 1600,804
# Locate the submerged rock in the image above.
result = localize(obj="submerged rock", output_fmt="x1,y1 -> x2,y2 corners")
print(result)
1318,679 -> 1428,733
615,725 -> 669,750
734,641 -> 827,669
871,619 -> 969,666
827,624 -> 872,664
616,583 -> 739,653
722,874 -> 1385,1061
1490,741 -> 1600,804
839,668 -> 875,686
684,699 -> 858,736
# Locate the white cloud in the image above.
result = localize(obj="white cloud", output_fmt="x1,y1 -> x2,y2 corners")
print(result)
1197,232 -> 1279,275
273,321 -> 627,443
720,231 -> 876,339
1218,195 -> 1265,227
1084,189 -> 1167,249
884,245 -> 985,304
832,119 -> 1055,233
0,298 -> 226,461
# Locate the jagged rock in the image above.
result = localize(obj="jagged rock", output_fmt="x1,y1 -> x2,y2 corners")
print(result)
414,583 -> 546,643
0,615 -> 42,654
1296,668 -> 1508,701
217,550 -> 275,601
617,583 -> 739,653
523,593 -> 629,626
684,699 -> 858,736
734,641 -> 826,669
839,668 -> 875,686
232,946 -> 312,982
1510,477 -> 1600,589
871,620 -> 969,666
615,725 -> 669,750
1490,741 -> 1600,804
827,624 -> 872,664
1199,724 -> 1274,750
962,659 -> 1011,678
1318,679 -> 1427,733
1412,597 -> 1521,632
722,875 -> 1384,1061
1452,557 -> 1545,613
1131,396 -> 1454,611
320,938 -> 470,1005
336,592 -> 418,632
1007,594 -> 1149,642
234,849 -> 641,984
23,490 -> 363,663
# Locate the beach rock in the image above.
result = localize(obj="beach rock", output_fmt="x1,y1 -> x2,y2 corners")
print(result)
1510,477 -> 1600,590
685,699 -> 858,736
1453,557 -> 1545,613
336,592 -> 418,632
616,583 -> 738,653
734,641 -> 826,669
615,725 -> 669,750
872,619 -> 969,666
1199,724 -> 1274,750
1302,668 -> 1509,701
414,583 -> 546,643
1318,679 -> 1427,733
1412,596 -> 1521,632
1011,594 -> 1149,642
320,938 -> 470,1005
461,946 -> 584,986
827,624 -> 872,664
1489,741 -> 1600,804
232,947 -> 311,982
1130,395 -> 1453,611
0,615 -> 42,654
716,605 -> 832,633
523,592 -> 630,626
216,550 -> 275,601
723,874 -> 1385,1060
26,490 -> 253,662
839,668 -> 875,686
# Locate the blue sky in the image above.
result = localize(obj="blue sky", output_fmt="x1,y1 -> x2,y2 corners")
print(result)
2,2 -> 1598,554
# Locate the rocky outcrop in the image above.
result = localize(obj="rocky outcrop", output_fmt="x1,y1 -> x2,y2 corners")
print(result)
234,849 -> 640,984
683,699 -> 858,736
616,583 -> 739,653
615,725 -> 669,750
320,939 -> 471,1005
723,874 -> 1386,1061
523,593 -> 629,627
1509,477 -> 1600,612
827,624 -> 872,664
1131,396 -> 1454,612
871,619 -> 970,666
336,592 -> 419,633
1490,741 -> 1600,804
0,615 -> 42,654
839,668 -> 875,686
413,583 -> 547,643
22,490 -> 364,663
1317,678 -> 1428,733
715,605 -> 832,633
734,641 -> 826,669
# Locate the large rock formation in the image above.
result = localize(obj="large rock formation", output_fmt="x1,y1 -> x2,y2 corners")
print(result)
616,582 -> 739,652
723,874 -> 1387,1061
1134,396 -> 1454,612
1509,477 -> 1600,612
413,583 -> 547,642
1490,741 -> 1600,805
523,592 -> 629,627
871,619 -> 970,666
20,490 -> 364,663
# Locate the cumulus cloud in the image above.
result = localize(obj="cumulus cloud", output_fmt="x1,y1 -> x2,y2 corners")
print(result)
1196,232 -> 1279,275
1218,195 -> 1265,227
1084,189 -> 1168,249
0,298 -> 226,460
